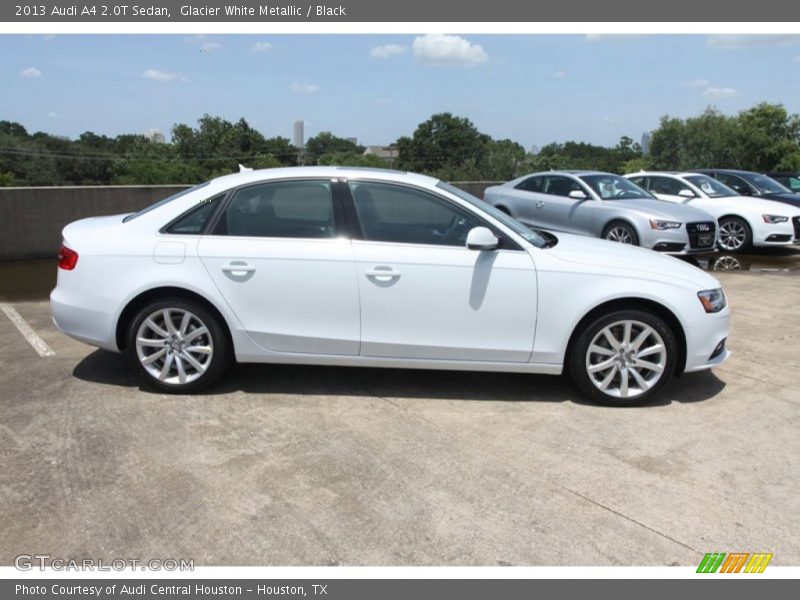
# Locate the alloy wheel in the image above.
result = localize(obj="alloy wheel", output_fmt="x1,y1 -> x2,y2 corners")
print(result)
718,220 -> 747,251
605,226 -> 634,244
585,319 -> 667,399
135,308 -> 214,385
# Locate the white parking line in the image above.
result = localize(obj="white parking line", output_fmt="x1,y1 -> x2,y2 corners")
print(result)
0,303 -> 55,357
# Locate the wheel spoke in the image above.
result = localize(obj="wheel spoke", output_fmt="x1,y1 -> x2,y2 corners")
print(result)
137,337 -> 166,347
180,351 -> 206,373
589,344 -> 615,357
163,309 -> 177,336
602,327 -> 621,350
179,312 -> 191,335
588,357 -> 617,373
634,358 -> 664,373
144,318 -> 169,338
623,321 -> 632,345
636,343 -> 664,359
183,326 -> 208,343
629,367 -> 651,391
619,368 -> 629,397
175,356 -> 187,384
630,326 -> 653,350
141,348 -> 166,365
185,345 -> 212,355
158,353 -> 174,380
598,365 -> 618,390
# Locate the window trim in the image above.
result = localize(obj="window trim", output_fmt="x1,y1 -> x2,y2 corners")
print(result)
203,177 -> 346,241
341,178 -> 523,251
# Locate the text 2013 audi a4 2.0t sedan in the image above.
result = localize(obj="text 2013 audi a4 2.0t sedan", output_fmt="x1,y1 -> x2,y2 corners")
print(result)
484,171 -> 719,254
51,167 -> 730,406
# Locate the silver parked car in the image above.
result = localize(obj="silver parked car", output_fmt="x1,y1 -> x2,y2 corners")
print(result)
484,171 -> 719,254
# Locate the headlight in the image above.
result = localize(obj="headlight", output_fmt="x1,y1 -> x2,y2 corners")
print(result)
650,219 -> 682,230
698,288 -> 727,313
762,214 -> 788,224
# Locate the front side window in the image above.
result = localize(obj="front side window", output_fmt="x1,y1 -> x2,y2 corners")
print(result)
580,174 -> 653,200
349,181 -> 480,247
684,175 -> 737,198
715,173 -> 752,195
214,180 -> 335,238
741,173 -> 792,194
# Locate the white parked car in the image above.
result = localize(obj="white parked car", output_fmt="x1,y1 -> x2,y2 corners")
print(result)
51,167 -> 730,406
626,172 -> 800,252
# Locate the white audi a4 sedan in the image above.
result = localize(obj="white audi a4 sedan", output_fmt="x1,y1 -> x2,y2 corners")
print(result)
626,171 -> 800,253
51,167 -> 730,406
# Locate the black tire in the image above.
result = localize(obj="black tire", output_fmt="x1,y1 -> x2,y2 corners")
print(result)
717,216 -> 752,253
126,297 -> 231,393
602,221 -> 640,246
569,309 -> 677,407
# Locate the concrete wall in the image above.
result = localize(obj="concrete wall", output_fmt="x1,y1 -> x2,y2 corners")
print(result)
0,182 -> 502,260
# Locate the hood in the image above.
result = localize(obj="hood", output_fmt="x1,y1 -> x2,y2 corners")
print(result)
710,195 -> 800,217
762,192 -> 800,207
542,232 -> 721,290
605,197 -> 714,221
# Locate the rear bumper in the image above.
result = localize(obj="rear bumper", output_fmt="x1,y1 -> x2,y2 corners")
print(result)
50,286 -> 119,352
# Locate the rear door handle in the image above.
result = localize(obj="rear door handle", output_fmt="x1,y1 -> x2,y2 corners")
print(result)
222,262 -> 256,274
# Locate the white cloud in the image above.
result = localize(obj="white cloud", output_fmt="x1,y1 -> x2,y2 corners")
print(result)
250,41 -> 272,53
706,35 -> 800,49
289,82 -> 320,94
685,79 -> 711,88
370,43 -> 406,59
21,66 -> 41,78
184,35 -> 222,51
142,69 -> 186,82
552,69 -> 567,79
47,111 -> 59,119
702,86 -> 741,99
412,34 -> 488,67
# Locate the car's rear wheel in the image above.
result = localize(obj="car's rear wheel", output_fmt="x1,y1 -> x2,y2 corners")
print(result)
717,216 -> 751,253
127,298 -> 231,393
602,221 -> 639,246
569,309 -> 677,406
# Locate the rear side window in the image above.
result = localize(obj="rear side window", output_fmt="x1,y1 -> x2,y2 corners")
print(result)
164,195 -> 223,234
214,180 -> 335,239
515,176 -> 543,192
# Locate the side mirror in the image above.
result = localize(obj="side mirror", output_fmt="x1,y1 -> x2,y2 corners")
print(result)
569,190 -> 588,200
466,226 -> 499,251
678,189 -> 695,198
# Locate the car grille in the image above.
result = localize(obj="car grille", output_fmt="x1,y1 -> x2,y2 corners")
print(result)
793,216 -> 800,241
686,222 -> 716,249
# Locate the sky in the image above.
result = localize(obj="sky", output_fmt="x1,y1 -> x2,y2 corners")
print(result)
3,33 -> 800,149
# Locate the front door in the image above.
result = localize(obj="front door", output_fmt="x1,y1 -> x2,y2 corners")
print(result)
346,180 -> 537,362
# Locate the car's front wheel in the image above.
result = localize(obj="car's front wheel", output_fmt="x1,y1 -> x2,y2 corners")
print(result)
569,309 -> 677,406
717,216 -> 751,253
602,221 -> 639,246
127,298 -> 231,393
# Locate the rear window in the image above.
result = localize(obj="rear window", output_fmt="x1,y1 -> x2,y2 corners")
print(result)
123,183 -> 209,223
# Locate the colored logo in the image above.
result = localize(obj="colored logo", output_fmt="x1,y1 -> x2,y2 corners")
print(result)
697,552 -> 773,573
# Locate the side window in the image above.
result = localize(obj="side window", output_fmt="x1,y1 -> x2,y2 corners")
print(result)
786,176 -> 800,192
515,176 -> 543,192
628,176 -> 647,188
214,180 -> 335,238
164,195 -> 223,234
543,175 -> 583,197
648,177 -> 693,196
349,181 -> 481,247
716,174 -> 748,194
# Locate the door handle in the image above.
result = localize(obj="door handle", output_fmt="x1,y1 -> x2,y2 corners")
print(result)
222,262 -> 256,274
365,267 -> 401,280
535,200 -> 545,208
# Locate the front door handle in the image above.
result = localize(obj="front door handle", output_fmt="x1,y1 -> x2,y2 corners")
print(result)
535,200 -> 545,208
365,267 -> 401,281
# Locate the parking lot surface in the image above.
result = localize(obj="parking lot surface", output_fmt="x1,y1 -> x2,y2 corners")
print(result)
0,266 -> 798,566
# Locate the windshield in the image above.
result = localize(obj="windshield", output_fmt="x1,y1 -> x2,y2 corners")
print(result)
684,175 -> 737,198
122,183 -> 209,222
741,173 -> 792,194
580,174 -> 654,200
436,182 -> 548,248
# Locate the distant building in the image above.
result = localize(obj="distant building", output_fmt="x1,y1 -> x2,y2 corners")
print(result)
144,128 -> 165,144
363,145 -> 398,165
292,120 -> 304,148
345,137 -> 358,145
641,132 -> 652,156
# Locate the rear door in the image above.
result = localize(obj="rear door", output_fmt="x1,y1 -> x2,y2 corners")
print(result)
197,178 -> 360,355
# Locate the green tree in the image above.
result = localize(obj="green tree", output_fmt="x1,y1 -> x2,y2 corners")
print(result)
304,132 -> 362,164
397,113 -> 490,176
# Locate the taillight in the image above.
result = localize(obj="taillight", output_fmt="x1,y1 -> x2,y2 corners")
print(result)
57,245 -> 78,270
